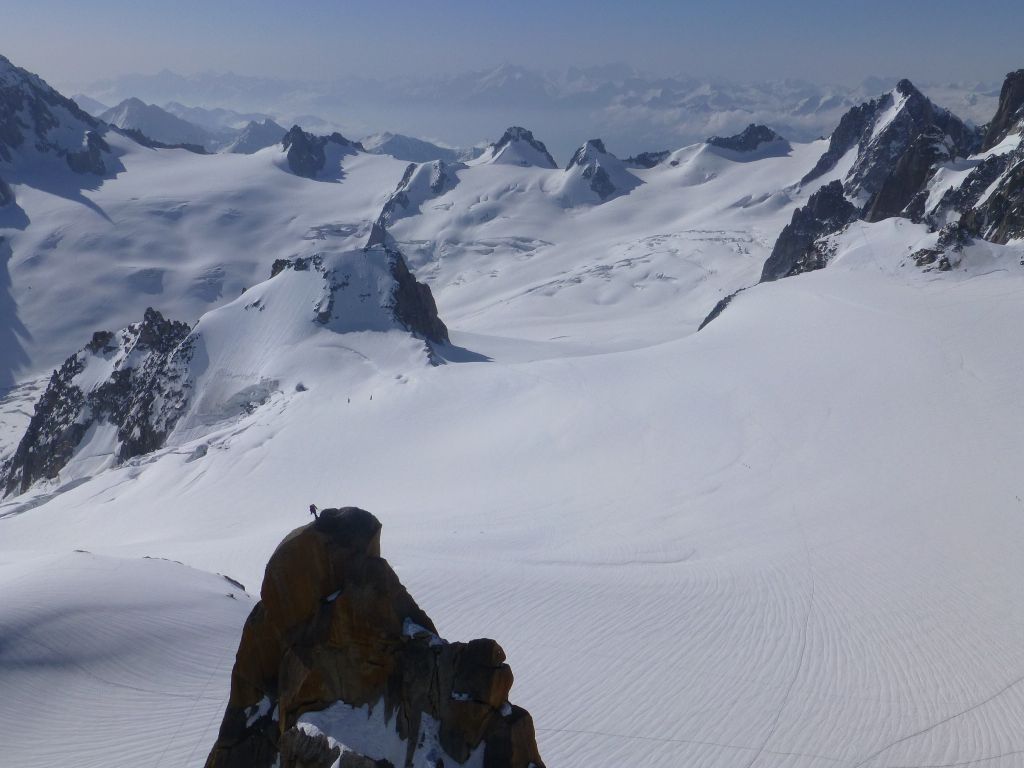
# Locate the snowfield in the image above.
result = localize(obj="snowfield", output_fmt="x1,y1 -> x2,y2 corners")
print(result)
2,102 -> 1024,768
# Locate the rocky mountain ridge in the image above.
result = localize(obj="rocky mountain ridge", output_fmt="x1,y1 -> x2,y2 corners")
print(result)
1,308 -> 193,496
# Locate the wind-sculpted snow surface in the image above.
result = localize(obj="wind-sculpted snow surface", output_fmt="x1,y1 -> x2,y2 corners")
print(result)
0,551 -> 253,768
3,54 -> 1024,768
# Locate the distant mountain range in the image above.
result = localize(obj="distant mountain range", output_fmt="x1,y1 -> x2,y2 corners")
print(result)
63,64 -> 1002,161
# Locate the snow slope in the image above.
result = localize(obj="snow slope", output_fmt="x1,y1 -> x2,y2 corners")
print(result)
0,551 -> 252,768
3,246 -> 1024,768
390,136 -> 827,349
0,132 -> 410,381
4,64 -> 1024,768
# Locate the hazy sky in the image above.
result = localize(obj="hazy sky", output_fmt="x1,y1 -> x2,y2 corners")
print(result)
5,0 -> 1023,87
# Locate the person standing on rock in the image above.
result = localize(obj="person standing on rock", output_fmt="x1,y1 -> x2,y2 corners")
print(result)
309,504 -> 318,520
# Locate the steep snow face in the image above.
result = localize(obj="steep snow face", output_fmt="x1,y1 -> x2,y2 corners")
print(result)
841,81 -> 979,207
472,126 -> 558,168
100,97 -> 211,148
551,138 -> 641,204
802,80 -> 978,210
221,118 -> 285,154
0,54 -> 111,173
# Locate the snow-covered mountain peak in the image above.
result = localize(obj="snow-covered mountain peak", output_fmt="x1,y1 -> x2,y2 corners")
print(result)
0,53 -> 110,173
565,138 -> 609,167
556,137 -> 640,203
473,126 -> 557,168
378,159 -> 461,226
100,96 -> 211,149
1,234 -> 449,497
222,117 -> 285,154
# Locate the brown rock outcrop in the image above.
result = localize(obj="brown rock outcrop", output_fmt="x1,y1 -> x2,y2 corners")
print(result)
205,507 -> 545,768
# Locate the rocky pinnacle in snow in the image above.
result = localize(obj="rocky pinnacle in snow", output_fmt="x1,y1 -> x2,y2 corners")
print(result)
205,507 -> 546,768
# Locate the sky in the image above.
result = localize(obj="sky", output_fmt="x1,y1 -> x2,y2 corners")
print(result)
4,0 -> 1023,88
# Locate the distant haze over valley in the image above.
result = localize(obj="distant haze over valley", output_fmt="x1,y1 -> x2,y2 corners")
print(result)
61,64 -> 1004,161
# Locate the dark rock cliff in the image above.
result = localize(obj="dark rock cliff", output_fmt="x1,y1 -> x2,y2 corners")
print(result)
708,124 -> 788,153
205,507 -> 545,768
1,308 -> 193,496
283,126 -> 364,178
760,181 -> 859,282
981,70 -> 1024,151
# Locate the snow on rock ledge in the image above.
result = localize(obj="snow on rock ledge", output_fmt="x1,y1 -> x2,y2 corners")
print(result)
204,507 -> 546,768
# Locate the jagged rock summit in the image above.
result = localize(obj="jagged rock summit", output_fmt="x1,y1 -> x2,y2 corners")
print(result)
1,308 -> 194,496
557,138 -> 641,202
803,79 -> 979,217
377,159 -> 461,227
474,126 -> 557,168
205,507 -> 546,768
282,125 -> 365,178
707,124 -> 790,155
760,180 -> 859,282
981,69 -> 1024,151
